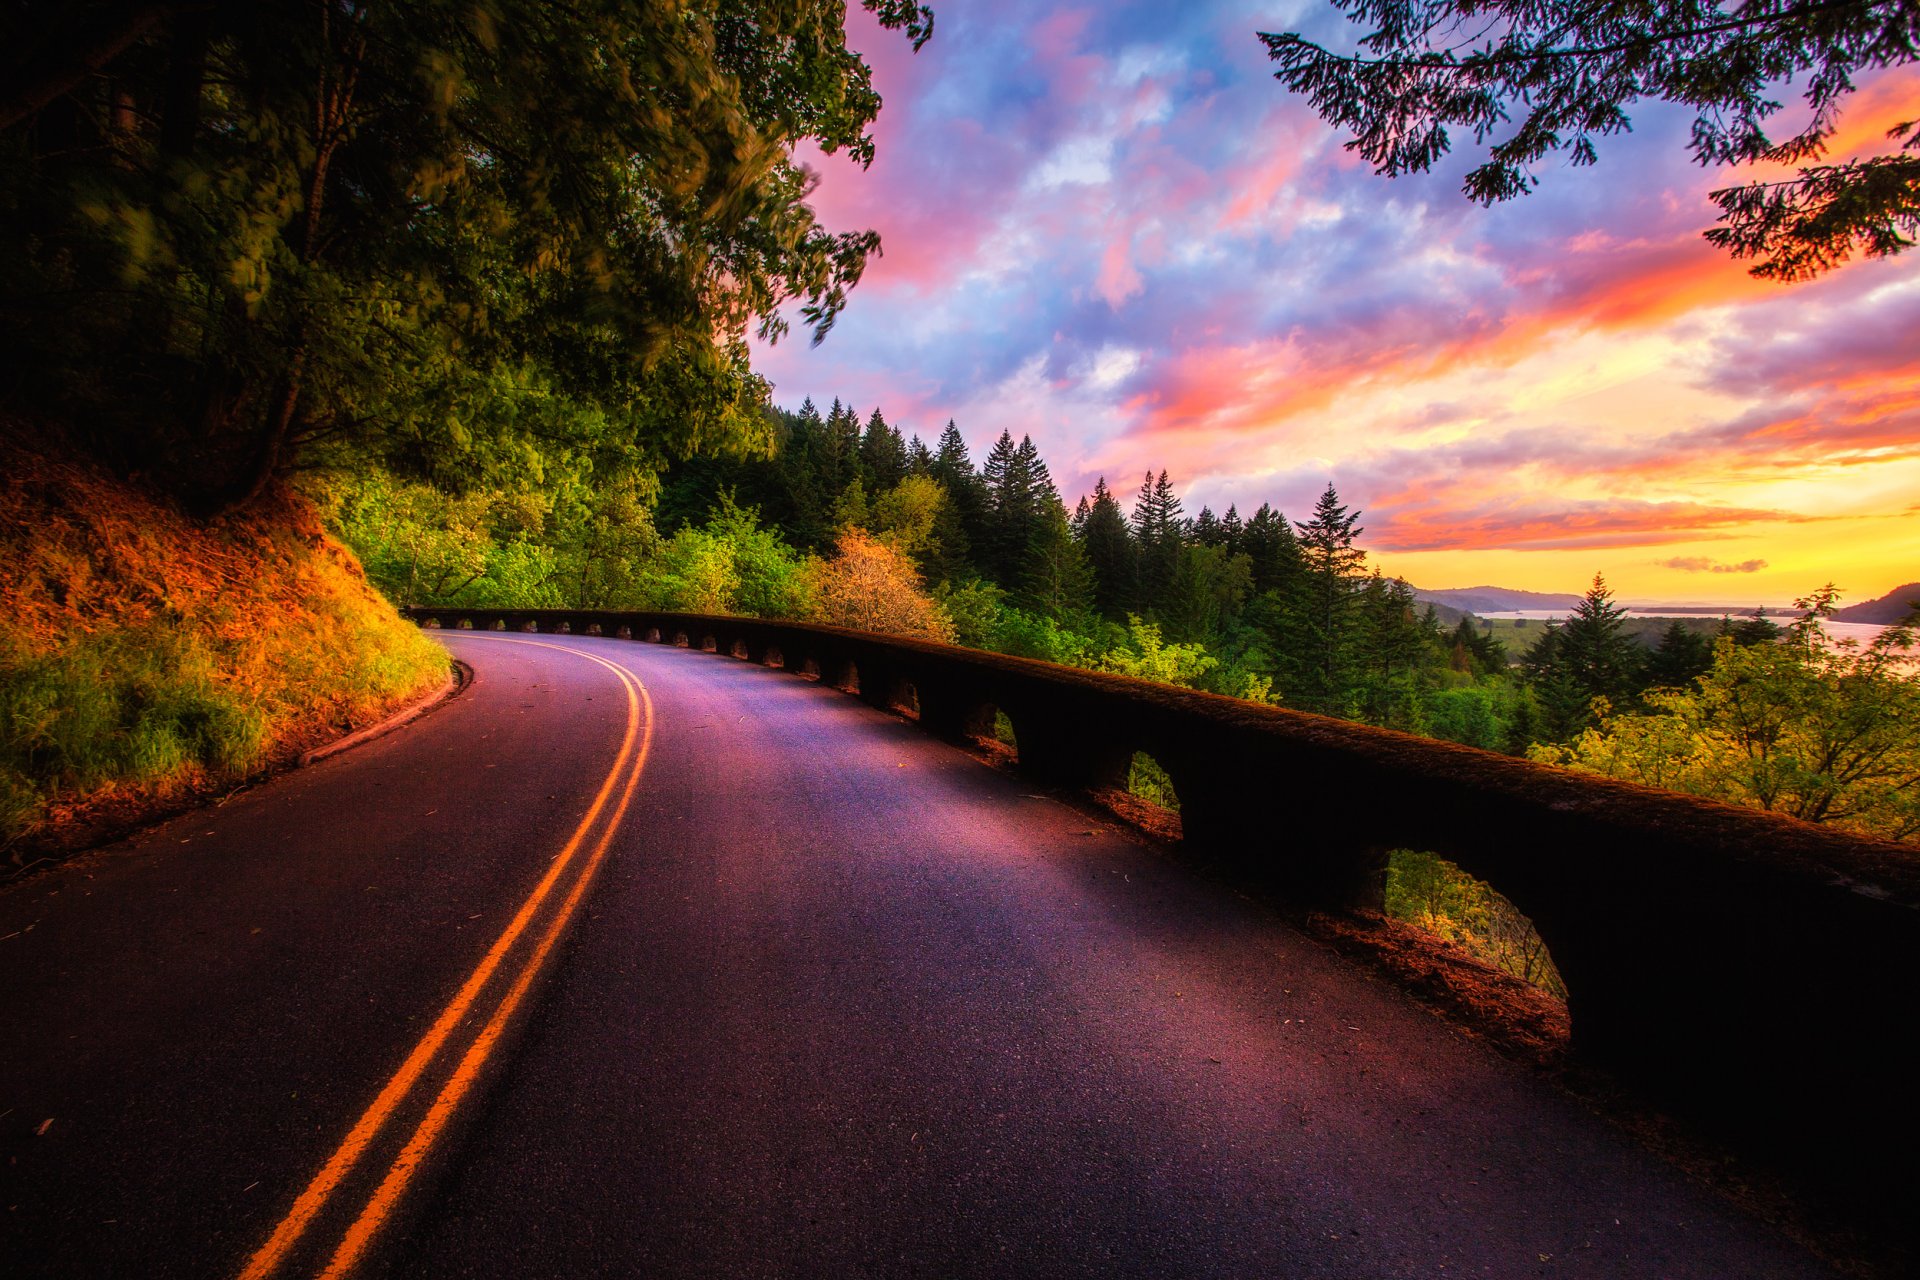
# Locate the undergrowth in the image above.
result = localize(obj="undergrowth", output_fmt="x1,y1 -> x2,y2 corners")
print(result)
0,432 -> 447,857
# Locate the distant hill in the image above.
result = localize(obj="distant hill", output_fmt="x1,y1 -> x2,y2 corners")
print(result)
1410,585 -> 1584,615
1834,582 -> 1920,623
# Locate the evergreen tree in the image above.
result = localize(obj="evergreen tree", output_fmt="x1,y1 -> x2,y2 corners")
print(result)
823,400 -> 862,495
1130,470 -> 1184,613
906,435 -> 935,476
1165,542 -> 1254,644
1241,503 -> 1303,596
1078,476 -> 1135,620
1020,502 -> 1096,623
974,433 -> 1056,588
777,399 -> 832,549
859,408 -> 908,490
1194,506 -> 1223,547
1526,573 -> 1643,737
1220,504 -> 1245,556
1292,485 -> 1366,716
932,419 -> 991,577
1354,573 -> 1434,729
1645,620 -> 1714,689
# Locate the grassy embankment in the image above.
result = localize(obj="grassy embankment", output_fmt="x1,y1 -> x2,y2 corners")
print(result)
0,434 -> 449,865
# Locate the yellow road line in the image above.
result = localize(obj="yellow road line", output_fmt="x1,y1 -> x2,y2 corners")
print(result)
238,636 -> 650,1280
319,663 -> 654,1277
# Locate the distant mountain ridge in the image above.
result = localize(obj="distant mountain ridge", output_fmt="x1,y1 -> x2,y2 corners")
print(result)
1409,585 -> 1584,615
1833,582 -> 1920,623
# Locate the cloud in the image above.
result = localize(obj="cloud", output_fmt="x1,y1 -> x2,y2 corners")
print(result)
753,4 -> 1920,588
1660,557 -> 1771,574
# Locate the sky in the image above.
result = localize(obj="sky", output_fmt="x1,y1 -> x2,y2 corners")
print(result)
749,1 -> 1920,606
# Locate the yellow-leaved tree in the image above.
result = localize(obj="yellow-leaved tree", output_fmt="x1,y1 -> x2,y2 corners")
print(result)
806,530 -> 953,642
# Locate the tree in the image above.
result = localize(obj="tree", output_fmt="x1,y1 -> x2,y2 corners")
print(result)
807,529 -> 953,641
1292,484 -> 1366,715
1260,0 -> 1920,279
1535,586 -> 1920,841
1078,477 -> 1136,619
1525,573 -> 1644,738
859,407 -> 909,490
1020,503 -> 1096,622
1645,620 -> 1715,689
1130,470 -> 1185,611
981,432 -> 1053,587
0,1 -> 935,506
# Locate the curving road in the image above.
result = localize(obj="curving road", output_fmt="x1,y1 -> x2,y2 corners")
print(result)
0,633 -> 1835,1278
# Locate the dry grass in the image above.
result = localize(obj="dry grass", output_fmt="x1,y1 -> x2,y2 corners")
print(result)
0,429 -> 447,864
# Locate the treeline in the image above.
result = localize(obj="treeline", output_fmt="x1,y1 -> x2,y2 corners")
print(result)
340,396 -> 1548,752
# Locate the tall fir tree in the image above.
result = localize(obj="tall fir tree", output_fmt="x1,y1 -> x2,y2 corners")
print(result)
1292,484 -> 1366,715
1525,573 -> 1643,738
1078,476 -> 1136,621
859,407 -> 908,490
1130,470 -> 1184,614
932,419 -> 991,578
982,432 -> 1053,588
1020,501 -> 1096,622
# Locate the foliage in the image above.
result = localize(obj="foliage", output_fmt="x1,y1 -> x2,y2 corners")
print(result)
1098,616 -> 1218,688
1259,0 -> 1920,279
1523,574 -> 1644,739
806,529 -> 953,641
0,444 -> 445,851
0,1 -> 931,506
1385,851 -> 1566,995
1292,484 -> 1367,714
1127,752 -> 1182,811
1533,586 -> 1920,841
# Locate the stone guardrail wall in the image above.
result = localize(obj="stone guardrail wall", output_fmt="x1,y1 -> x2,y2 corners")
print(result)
408,605 -> 1920,1226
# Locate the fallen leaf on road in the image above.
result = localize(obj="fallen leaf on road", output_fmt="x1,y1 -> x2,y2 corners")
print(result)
35,1119 -> 52,1136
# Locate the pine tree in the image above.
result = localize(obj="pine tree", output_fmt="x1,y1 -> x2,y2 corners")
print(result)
1020,502 -> 1096,622
1130,470 -> 1184,613
1194,506 -> 1223,547
1354,573 -> 1432,729
932,419 -> 991,578
1220,504 -> 1244,556
1292,484 -> 1366,715
906,435 -> 935,476
859,407 -> 908,490
1526,573 -> 1643,737
1078,476 -> 1135,620
1646,620 -> 1714,689
1241,503 -> 1303,596
777,398 -> 832,549
980,433 -> 1056,588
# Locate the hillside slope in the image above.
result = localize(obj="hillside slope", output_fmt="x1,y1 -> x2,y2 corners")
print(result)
1834,582 -> 1920,623
0,431 -> 448,866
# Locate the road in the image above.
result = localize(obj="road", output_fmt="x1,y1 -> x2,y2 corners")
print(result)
0,632 -> 1835,1278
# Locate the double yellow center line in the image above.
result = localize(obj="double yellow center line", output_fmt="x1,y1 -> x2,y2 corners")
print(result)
239,637 -> 654,1279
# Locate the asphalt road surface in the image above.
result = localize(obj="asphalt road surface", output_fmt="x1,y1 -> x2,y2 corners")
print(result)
0,633 -> 1837,1278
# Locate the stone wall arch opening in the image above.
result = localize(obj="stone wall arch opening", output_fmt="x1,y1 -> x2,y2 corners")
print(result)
1384,850 -> 1568,1002
616,625 -> 633,640
644,627 -> 662,643
764,645 -> 786,669
700,634 -> 718,653
1127,752 -> 1181,812
672,631 -> 689,648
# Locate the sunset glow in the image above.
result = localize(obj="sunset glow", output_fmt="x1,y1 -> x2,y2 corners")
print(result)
752,1 -> 1920,604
